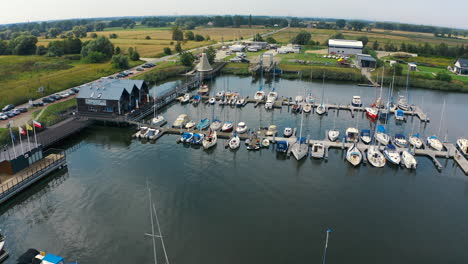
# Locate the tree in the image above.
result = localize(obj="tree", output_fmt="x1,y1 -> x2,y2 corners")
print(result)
0,40 -> 10,55
145,36 -> 151,40
349,21 -> 366,31
47,41 -> 65,57
63,38 -> 82,54
205,46 -> 216,64
249,14 -> 252,28
111,54 -> 129,69
72,26 -> 87,38
336,19 -> 346,29
253,33 -> 264,42
90,33 -> 98,38
372,41 -> 379,50
172,26 -> 183,41
109,33 -> 118,39
291,31 -> 311,45
194,34 -> 205,41
266,37 -> 277,44
36,45 -> 47,55
10,35 -> 38,55
331,32 -> 344,39
436,72 -> 452,82
185,31 -> 195,40
94,22 -> 105,31
179,51 -> 195,66
85,51 -> 107,63
130,49 -> 140,61
393,63 -> 403,76
115,46 -> 121,54
163,47 -> 172,55
175,42 -> 182,53
48,28 -> 60,38
81,36 -> 114,59
357,36 -> 369,46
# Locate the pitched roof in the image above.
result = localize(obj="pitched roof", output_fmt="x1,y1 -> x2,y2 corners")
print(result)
328,39 -> 363,49
357,54 -> 376,62
77,79 -> 132,101
457,58 -> 468,68
197,53 -> 213,72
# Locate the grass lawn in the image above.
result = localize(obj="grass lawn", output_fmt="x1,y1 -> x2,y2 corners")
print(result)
38,98 -> 77,126
277,52 -> 338,65
0,55 -> 142,109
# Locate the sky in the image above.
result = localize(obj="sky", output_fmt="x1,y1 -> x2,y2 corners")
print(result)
1,0 -> 467,29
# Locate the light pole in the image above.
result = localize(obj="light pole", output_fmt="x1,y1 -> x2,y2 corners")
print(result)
321,228 -> 332,264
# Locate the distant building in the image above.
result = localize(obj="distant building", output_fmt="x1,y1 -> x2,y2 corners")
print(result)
245,41 -> 268,49
356,54 -> 377,68
0,143 -> 43,175
328,39 -> 363,55
408,63 -> 418,71
76,79 -> 149,116
454,58 -> 468,75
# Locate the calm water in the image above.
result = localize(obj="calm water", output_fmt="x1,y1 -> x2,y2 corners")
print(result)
1,76 -> 468,264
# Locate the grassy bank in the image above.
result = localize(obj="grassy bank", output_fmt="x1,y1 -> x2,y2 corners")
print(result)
220,63 -> 250,75
279,64 -> 366,82
131,61 -> 190,84
0,56 -> 142,109
37,98 -> 77,127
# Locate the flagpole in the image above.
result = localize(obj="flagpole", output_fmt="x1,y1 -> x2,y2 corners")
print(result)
33,121 -> 38,148
8,125 -> 17,157
18,128 -> 24,155
26,123 -> 31,152
321,228 -> 332,264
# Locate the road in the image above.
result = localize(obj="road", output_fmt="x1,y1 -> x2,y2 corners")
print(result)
0,26 -> 288,128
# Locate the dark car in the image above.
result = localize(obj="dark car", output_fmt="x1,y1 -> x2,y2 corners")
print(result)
5,111 -> 15,118
71,87 -> 80,93
116,73 -> 127,78
136,67 -> 144,71
18,107 -> 28,113
2,104 -> 14,112
50,94 -> 62,100
147,63 -> 155,67
32,101 -> 44,107
42,97 -> 55,103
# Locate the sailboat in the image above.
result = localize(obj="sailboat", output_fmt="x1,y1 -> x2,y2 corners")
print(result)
383,144 -> 400,165
375,125 -> 390,145
202,129 -> 217,149
456,138 -> 468,157
398,70 -> 412,111
198,84 -> 209,95
427,100 -> 445,151
196,118 -> 210,130
302,103 -> 312,113
328,111 -> 340,142
306,92 -> 315,104
228,133 -> 240,150
401,151 -> 417,169
210,118 -> 222,131
409,133 -> 423,149
221,121 -> 234,132
291,110 -> 308,160
346,143 -> 362,166
208,97 -> 216,104
345,127 -> 359,143
316,74 -> 327,115
185,120 -> 196,129
360,129 -> 372,144
351,96 -> 362,107
254,90 -> 265,100
393,134 -> 408,148
150,86 -> 166,126
367,145 -> 386,168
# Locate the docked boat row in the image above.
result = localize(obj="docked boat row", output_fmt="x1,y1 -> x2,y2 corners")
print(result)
133,126 -> 161,140
16,248 -> 72,264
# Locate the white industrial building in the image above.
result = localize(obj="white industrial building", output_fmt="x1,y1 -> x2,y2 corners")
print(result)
328,39 -> 363,55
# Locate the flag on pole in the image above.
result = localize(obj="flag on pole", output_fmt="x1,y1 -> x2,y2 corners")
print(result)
18,127 -> 24,155
26,124 -> 33,131
33,120 -> 43,128
25,123 -> 32,151
19,126 -> 27,136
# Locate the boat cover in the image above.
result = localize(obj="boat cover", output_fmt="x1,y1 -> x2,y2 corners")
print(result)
377,125 -> 386,133
361,129 -> 370,135
42,254 -> 64,264
429,136 -> 438,139
412,133 -> 420,138
396,109 -> 404,116
386,144 -> 396,150
395,133 -> 405,139
17,249 -> 41,264
276,141 -> 288,152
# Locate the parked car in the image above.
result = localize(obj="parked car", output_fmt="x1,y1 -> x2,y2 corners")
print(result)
11,109 -> 21,115
0,113 -> 8,120
50,94 -> 62,100
5,111 -> 15,118
124,70 -> 134,75
18,107 -> 28,113
71,87 -> 80,93
32,101 -> 44,107
2,104 -> 14,112
42,97 -> 55,103
136,67 -> 144,71
116,73 -> 127,78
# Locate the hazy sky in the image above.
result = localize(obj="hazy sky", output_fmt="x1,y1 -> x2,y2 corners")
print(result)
1,0 -> 467,29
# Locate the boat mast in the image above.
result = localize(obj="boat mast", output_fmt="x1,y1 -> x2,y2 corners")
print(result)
299,107 -> 304,139
321,73 -> 325,105
438,99 -> 445,136
405,66 -> 410,104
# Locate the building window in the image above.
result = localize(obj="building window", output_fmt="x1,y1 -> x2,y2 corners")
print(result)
104,107 -> 114,113
88,106 -> 97,112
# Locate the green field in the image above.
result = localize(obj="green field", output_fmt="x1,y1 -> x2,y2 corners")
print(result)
0,56 -> 142,109
277,52 -> 339,66
37,98 -> 77,126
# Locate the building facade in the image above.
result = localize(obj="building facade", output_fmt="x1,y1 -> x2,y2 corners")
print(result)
454,59 -> 468,75
328,39 -> 363,55
356,54 -> 377,68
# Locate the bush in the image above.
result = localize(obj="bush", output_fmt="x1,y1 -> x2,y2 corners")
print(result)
163,47 -> 172,55
145,36 -> 151,40
90,33 -> 98,38
111,55 -> 129,69
175,42 -> 182,53
81,36 -> 114,59
266,37 -> 277,44
291,31 -> 311,45
85,51 -> 107,63
109,33 -> 118,39
194,34 -> 205,41
36,45 -> 47,55
436,72 -> 452,82
179,51 -> 195,66
393,63 -> 403,76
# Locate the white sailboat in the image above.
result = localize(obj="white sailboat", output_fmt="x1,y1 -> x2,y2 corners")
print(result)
302,103 -> 312,113
202,130 -> 217,149
228,133 -> 240,150
401,150 -> 417,169
367,145 -> 386,168
383,144 -> 400,165
283,127 -> 293,137
346,143 -> 362,166
236,122 -> 248,134
328,111 -> 339,142
427,100 -> 445,151
409,134 -> 423,149
291,111 -> 308,161
375,125 -> 390,145
254,90 -> 265,100
457,138 -> 468,156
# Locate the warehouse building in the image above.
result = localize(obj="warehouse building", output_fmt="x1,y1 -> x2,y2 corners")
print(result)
328,39 -> 363,55
356,54 -> 377,68
77,79 -> 149,115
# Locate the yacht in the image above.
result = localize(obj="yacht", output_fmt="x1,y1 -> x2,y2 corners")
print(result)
208,97 -> 216,104
292,103 -> 302,113
135,126 -> 148,139
409,133 -> 423,149
150,115 -> 166,126
180,93 -> 191,103
192,94 -> 201,105
302,103 -> 312,113
397,95 -> 411,111
427,136 -> 443,151
265,125 -> 278,136
196,118 -> 210,130
228,133 -> 240,150
202,130 -> 217,149
346,143 -> 362,166
236,122 -> 248,134
310,142 -> 325,159
191,133 -> 204,144
365,107 -> 378,119
198,84 -> 209,95
236,98 -> 245,107
221,121 -> 234,132
267,91 -> 278,101
217,91 -> 225,97
393,134 -> 408,148
262,138 -> 270,148
457,138 -> 468,157
383,144 -> 401,165
185,120 -> 196,129
351,96 -> 362,107
360,129 -> 372,144
367,146 -> 386,168
210,119 -> 222,131
345,127 -> 359,143
172,114 -> 189,128
146,128 -> 159,140
401,151 -> 417,169
291,137 -> 308,160
328,129 -> 340,142
375,125 -> 390,145
254,90 -> 265,100
283,127 -> 293,137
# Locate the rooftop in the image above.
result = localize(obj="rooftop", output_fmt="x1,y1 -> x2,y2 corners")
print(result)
456,58 -> 468,68
76,79 -> 145,100
328,39 -> 363,49
357,54 -> 376,62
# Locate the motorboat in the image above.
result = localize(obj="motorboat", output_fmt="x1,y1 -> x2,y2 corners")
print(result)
291,137 -> 308,160
276,141 -> 289,153
427,135 -> 443,151
145,128 -> 159,140
221,121 -> 234,132
346,143 -> 362,166
198,84 -> 209,95
185,120 -> 196,129
265,100 -> 274,109
306,93 -> 315,104
150,115 -> 166,126
267,91 -> 278,101
367,146 -> 386,168
180,93 -> 191,103
302,103 -> 312,113
409,133 -> 423,149
236,122 -> 248,134
180,132 -> 194,143
310,142 -> 325,159
196,118 -> 210,130
401,150 -> 417,169
228,133 -> 240,149
225,90 -> 234,97
328,129 -> 340,142
210,119 -> 222,131
351,96 -> 362,107
292,103 -> 302,113
395,109 -> 406,121
265,125 -> 278,136
345,127 -> 359,143
360,129 -> 372,144
375,125 -> 390,145
16,249 -> 69,264
283,127 -> 293,137
457,138 -> 468,157
383,144 -> 401,165
216,91 -> 225,97
202,130 -> 217,149
316,104 -> 326,115
393,134 -> 408,148
379,109 -> 389,121
192,133 -> 204,144
365,107 -> 378,119
172,114 -> 189,128
208,97 -> 216,104
135,126 -> 148,139
262,138 -> 270,148
295,95 -> 303,103
192,94 -> 201,105
236,98 -> 245,107
254,90 -> 265,100
397,95 -> 411,111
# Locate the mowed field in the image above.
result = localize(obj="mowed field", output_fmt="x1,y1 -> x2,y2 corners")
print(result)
37,26 -> 271,58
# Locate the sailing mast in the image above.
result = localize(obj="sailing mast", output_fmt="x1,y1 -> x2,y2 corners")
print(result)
438,99 -> 445,137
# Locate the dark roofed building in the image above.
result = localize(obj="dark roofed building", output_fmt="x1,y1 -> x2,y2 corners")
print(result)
454,58 -> 468,75
356,54 -> 377,68
76,79 -> 149,116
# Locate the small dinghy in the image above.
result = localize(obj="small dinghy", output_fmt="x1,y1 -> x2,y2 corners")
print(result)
228,133 -> 240,150
345,127 -> 359,143
360,129 -> 372,144
236,98 -> 245,107
236,122 -> 248,134
310,142 -> 325,159
427,135 -> 443,151
146,128 -> 159,140
217,91 -> 225,97
208,97 -> 216,104
192,94 -> 201,105
196,118 -> 210,130
221,121 -> 234,132
185,120 -> 196,129
346,143 -> 362,166
254,90 -> 265,100
328,129 -> 340,142
283,127 -> 293,138
409,133 -> 423,149
180,132 -> 194,143
210,119 -> 222,131
401,150 -> 417,169
393,134 -> 408,148
180,93 -> 191,103
292,103 -> 302,113
265,125 -> 278,136
367,146 -> 386,168
302,103 -> 312,113
351,96 -> 362,107
262,138 -> 270,148
191,133 -> 204,144
395,109 -> 406,121
383,144 -> 401,165
202,130 -> 217,149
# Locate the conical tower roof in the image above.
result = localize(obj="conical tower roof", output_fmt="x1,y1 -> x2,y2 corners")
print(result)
197,53 -> 213,72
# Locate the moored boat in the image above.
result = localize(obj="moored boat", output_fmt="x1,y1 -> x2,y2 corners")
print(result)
236,98 -> 245,107
409,133 -> 423,149
228,133 -> 240,150
292,103 -> 302,113
265,100 -> 274,109
457,138 -> 468,157
328,129 -> 339,142
345,127 -> 359,143
185,120 -> 196,129
217,91 -> 225,97
310,142 -> 325,159
191,133 -> 204,144
192,94 -> 201,105
401,150 -> 417,169
135,126 -> 148,139
360,129 -> 372,144
393,133 -> 408,148
395,109 -> 406,121
196,118 -> 210,130
180,132 -> 194,143
302,103 -> 312,113
202,130 -> 217,149
383,144 -> 401,165
375,125 -> 390,145
397,95 -> 411,111
283,127 -> 293,137
221,121 -> 234,132
210,119 -> 222,131
346,143 -> 362,166
427,135 -> 443,151
173,114 -> 189,128
145,128 -> 159,140
316,104 -> 326,115
150,115 -> 166,126
265,125 -> 278,136
365,107 -> 378,119
351,95 -> 362,107
208,97 -> 216,104
198,84 -> 209,95
180,93 -> 191,103
306,93 -> 315,104
295,95 -> 303,103
291,137 -> 308,160
262,138 -> 270,148
236,122 -> 248,134
276,141 -> 289,153
367,146 -> 386,168
254,90 -> 265,100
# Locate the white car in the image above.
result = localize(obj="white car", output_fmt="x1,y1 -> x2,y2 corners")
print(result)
0,113 -> 8,120
58,92 -> 70,98
11,109 -> 21,115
